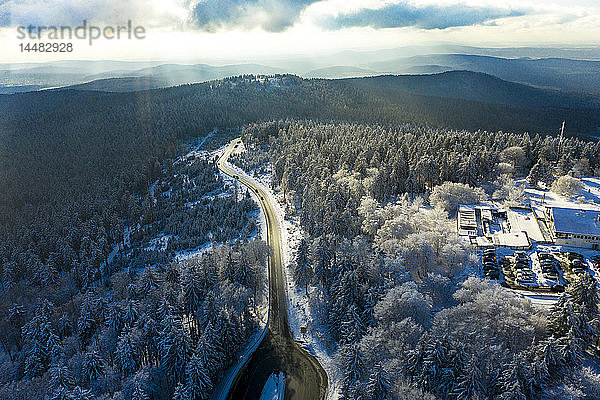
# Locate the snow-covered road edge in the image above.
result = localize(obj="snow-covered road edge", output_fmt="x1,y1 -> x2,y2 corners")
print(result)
222,140 -> 341,400
208,142 -> 270,400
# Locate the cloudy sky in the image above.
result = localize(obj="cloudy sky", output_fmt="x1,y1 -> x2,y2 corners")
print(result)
1,0 -> 599,62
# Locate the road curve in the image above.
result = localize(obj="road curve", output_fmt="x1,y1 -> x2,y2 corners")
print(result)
217,139 -> 328,400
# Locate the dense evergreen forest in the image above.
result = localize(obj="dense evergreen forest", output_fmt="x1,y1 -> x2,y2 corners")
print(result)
233,120 -> 600,399
0,135 -> 268,399
1,74 -> 600,399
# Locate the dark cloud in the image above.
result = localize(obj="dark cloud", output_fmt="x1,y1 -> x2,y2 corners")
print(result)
320,2 -> 526,30
191,0 -> 319,32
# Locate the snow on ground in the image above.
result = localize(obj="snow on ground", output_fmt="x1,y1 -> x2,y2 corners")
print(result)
520,178 -> 600,210
222,140 -> 342,400
149,180 -> 159,204
479,242 -> 600,308
144,234 -> 171,252
471,178 -> 600,307
259,372 -> 285,400
211,140 -> 271,400
122,134 -> 271,400
174,241 -> 216,262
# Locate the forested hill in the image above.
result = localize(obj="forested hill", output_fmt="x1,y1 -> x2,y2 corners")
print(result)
1,72 -> 600,399
2,72 -> 598,216
3,73 -> 600,135
344,71 -> 600,111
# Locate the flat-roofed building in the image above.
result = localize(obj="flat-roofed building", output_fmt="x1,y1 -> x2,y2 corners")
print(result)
457,205 -> 477,237
546,207 -> 600,250
457,204 -> 533,249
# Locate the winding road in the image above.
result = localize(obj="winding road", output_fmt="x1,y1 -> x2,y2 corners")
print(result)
217,139 -> 328,400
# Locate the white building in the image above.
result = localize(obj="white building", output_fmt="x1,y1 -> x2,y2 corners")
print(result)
457,204 -> 532,249
546,207 -> 600,250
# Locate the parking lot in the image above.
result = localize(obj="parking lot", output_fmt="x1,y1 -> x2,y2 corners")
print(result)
480,246 -> 600,292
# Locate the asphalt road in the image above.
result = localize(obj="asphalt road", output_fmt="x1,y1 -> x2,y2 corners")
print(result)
217,139 -> 328,400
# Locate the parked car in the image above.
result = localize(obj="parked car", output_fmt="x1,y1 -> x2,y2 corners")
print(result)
545,277 -> 559,286
483,263 -> 497,271
591,255 -> 600,269
482,250 -> 496,261
516,271 -> 535,285
485,271 -> 500,280
541,264 -> 557,273
571,259 -> 586,274
501,259 -> 513,279
538,252 -> 554,261
514,258 -> 530,270
540,258 -> 557,272
567,252 -> 584,262
542,269 -> 558,280
515,251 -> 528,261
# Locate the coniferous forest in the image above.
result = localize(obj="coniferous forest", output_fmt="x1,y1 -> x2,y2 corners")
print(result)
233,120 -> 600,399
1,74 -> 600,399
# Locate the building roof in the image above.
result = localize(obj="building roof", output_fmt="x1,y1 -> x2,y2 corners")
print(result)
492,231 -> 531,249
551,207 -> 600,237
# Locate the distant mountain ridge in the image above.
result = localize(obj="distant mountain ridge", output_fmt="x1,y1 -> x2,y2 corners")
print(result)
344,71 -> 600,110
64,70 -> 600,115
369,54 -> 600,93
3,73 -> 599,138
2,48 -> 600,94
304,66 -> 379,78
0,62 -> 286,92
83,63 -> 287,85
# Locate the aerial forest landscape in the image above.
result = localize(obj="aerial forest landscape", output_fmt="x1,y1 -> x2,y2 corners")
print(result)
1,1 -> 600,400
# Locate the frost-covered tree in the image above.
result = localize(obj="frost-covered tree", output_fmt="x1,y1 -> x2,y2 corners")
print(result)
527,159 -> 554,187
23,302 -> 62,378
374,282 -> 432,328
107,303 -> 126,333
551,175 -> 583,198
160,315 -> 191,383
572,158 -> 591,178
74,387 -> 95,400
194,328 -> 222,378
124,301 -> 139,326
343,343 -> 365,387
366,364 -> 391,400
429,182 -> 487,215
137,267 -> 161,295
559,328 -> 584,367
567,273 -> 599,321
49,365 -> 75,392
183,354 -> 213,400
339,302 -> 366,344
311,235 -> 332,288
83,350 -> 104,382
294,239 -> 313,294
454,356 -> 485,400
234,251 -> 257,289
500,146 -> 528,175
132,385 -> 149,400
183,270 -> 204,316
500,357 -> 529,400
115,327 -> 139,376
